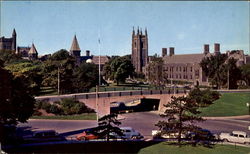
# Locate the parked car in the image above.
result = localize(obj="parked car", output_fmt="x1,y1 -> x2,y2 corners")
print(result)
111,127 -> 143,140
219,131 -> 250,144
186,129 -> 218,141
152,130 -> 186,139
76,130 -> 99,141
23,130 -> 66,143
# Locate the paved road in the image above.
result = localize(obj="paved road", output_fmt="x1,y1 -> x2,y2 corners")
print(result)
18,112 -> 250,140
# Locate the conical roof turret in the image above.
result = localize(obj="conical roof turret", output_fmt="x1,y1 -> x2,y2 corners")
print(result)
29,43 -> 38,54
70,35 -> 81,51
12,29 -> 16,36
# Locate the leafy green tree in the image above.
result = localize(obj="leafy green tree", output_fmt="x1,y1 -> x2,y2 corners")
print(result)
103,56 -> 118,80
106,56 -> 134,85
91,114 -> 123,141
42,49 -> 75,94
5,61 -> 43,95
0,65 -> 35,143
156,88 -> 220,146
226,58 -> 241,89
200,53 -> 228,89
0,49 -> 22,65
73,62 -> 98,92
146,57 -> 167,86
240,63 -> 250,86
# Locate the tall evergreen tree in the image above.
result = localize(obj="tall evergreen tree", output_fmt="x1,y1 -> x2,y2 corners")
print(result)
156,88 -> 220,146
90,114 -> 123,141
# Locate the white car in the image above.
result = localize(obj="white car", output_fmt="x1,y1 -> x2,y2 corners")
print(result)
110,127 -> 143,140
219,131 -> 250,144
152,130 -> 186,139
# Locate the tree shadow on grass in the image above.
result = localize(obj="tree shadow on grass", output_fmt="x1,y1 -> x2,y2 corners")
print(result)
162,140 -> 216,149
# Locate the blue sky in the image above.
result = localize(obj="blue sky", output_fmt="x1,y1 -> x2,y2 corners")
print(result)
1,1 -> 249,56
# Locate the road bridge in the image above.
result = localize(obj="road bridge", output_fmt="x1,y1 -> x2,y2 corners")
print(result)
36,89 -> 187,117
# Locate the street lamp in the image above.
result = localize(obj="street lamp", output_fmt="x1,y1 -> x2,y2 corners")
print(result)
246,103 -> 250,116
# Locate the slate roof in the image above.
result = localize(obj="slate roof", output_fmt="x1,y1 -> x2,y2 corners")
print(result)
163,53 -> 212,64
70,35 -> 81,51
28,43 -> 38,54
92,56 -> 109,65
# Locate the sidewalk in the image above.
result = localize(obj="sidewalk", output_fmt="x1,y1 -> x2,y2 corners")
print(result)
150,111 -> 250,120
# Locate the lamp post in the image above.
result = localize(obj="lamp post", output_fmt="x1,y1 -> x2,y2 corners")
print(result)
247,103 -> 250,116
57,66 -> 60,95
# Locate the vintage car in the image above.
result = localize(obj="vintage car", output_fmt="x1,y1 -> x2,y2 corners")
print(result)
76,131 -> 98,141
22,130 -> 66,143
219,131 -> 250,144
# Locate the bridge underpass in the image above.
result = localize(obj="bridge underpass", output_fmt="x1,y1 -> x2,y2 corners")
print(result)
36,90 -> 187,117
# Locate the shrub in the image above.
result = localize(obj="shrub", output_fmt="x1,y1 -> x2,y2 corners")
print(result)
49,104 -> 62,115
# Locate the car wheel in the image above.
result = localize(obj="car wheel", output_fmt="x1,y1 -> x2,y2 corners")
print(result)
131,136 -> 137,140
223,139 -> 229,142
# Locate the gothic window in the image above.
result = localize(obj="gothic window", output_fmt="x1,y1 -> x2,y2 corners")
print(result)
190,67 -> 192,72
166,67 -> 168,71
179,74 -> 181,79
190,75 -> 192,79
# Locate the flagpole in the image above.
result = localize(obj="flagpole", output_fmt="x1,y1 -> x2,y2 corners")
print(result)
98,33 -> 101,87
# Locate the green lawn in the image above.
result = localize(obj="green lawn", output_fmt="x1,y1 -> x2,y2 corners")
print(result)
139,142 -> 250,154
31,113 -> 97,120
200,93 -> 250,117
37,87 -> 57,96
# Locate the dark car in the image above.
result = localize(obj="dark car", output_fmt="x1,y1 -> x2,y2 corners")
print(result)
22,130 -> 66,143
187,129 -> 217,142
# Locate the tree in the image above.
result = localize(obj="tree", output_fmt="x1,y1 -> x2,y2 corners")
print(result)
42,49 -> 76,94
0,65 -> 35,143
5,61 -> 43,95
240,63 -> 250,86
200,53 -> 228,89
108,56 -> 134,85
0,49 -> 22,65
155,88 -> 220,146
90,114 -> 123,141
226,58 -> 241,89
73,62 -> 98,92
146,57 -> 167,86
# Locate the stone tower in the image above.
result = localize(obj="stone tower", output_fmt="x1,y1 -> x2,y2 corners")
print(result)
70,35 -> 81,65
0,29 -> 17,51
12,29 -> 17,51
131,27 -> 148,73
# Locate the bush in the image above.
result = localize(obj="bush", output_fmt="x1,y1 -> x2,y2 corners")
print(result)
49,104 -> 62,115
34,98 -> 95,116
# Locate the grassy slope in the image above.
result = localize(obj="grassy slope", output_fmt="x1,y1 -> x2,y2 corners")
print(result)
31,113 -> 96,120
139,142 -> 250,154
200,93 -> 250,117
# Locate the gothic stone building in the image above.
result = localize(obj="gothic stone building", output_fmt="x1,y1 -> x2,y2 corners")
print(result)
0,29 -> 16,51
0,29 -> 38,60
161,43 -> 249,86
131,27 -> 148,73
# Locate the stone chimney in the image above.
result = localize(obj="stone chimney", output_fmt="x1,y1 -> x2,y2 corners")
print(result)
169,47 -> 175,56
204,44 -> 209,54
162,48 -> 167,57
214,43 -> 220,53
86,50 -> 90,56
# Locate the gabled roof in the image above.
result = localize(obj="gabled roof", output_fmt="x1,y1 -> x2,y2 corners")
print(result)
28,43 -> 38,54
92,56 -> 109,65
163,53 -> 212,64
70,35 -> 81,51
